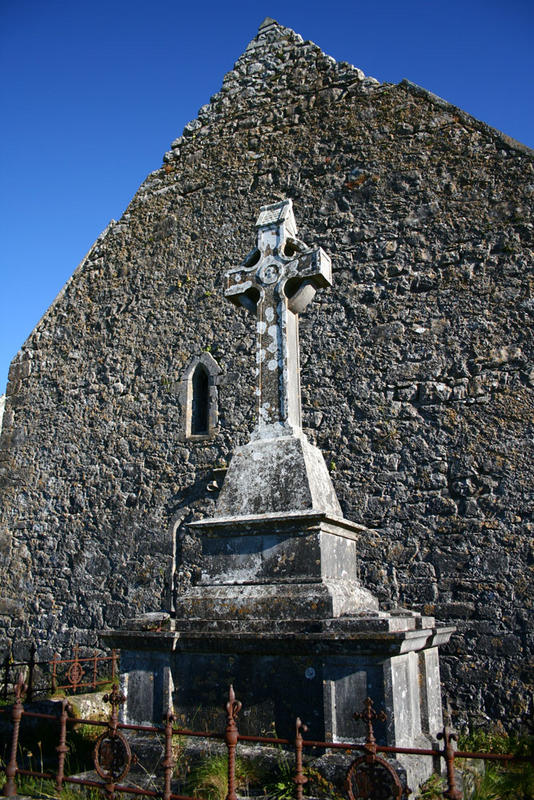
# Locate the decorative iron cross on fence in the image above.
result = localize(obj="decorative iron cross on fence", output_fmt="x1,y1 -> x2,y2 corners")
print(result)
225,199 -> 332,437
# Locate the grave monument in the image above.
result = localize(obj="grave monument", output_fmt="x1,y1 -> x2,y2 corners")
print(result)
105,199 -> 454,788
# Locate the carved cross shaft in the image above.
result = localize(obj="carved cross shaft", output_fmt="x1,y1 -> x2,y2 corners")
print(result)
225,200 -> 332,438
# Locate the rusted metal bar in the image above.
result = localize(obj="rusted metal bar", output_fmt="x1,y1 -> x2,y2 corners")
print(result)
170,726 -> 224,739
14,769 -> 53,779
294,717 -> 308,800
65,776 -> 199,800
224,685 -> 242,800
237,733 -> 291,745
453,749 -> 532,762
56,680 -> 101,691
51,652 -> 114,666
26,642 -> 36,703
3,673 -> 26,797
162,710 -> 176,800
56,697 -> 70,793
112,648 -> 118,682
437,713 -> 462,800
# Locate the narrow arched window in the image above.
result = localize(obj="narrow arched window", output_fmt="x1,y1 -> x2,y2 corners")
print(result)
179,352 -> 221,440
191,365 -> 209,435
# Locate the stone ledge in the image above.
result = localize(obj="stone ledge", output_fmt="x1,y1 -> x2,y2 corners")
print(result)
189,509 -> 368,541
102,623 -> 455,657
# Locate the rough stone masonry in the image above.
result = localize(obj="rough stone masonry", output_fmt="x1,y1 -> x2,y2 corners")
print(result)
0,17 -> 532,731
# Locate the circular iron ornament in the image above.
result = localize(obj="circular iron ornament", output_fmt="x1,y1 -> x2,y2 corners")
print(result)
67,660 -> 84,686
93,731 -> 132,783
346,755 -> 403,800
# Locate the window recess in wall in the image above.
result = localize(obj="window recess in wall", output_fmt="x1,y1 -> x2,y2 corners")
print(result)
179,352 -> 221,440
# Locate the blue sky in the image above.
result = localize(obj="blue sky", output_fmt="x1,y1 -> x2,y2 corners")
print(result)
1,0 -> 533,395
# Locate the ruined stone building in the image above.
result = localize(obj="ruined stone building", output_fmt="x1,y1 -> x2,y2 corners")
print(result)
0,19 -> 532,729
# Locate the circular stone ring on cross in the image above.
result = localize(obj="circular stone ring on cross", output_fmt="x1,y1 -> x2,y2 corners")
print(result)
258,262 -> 280,285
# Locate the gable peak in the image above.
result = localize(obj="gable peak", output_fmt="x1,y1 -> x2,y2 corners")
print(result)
258,17 -> 278,30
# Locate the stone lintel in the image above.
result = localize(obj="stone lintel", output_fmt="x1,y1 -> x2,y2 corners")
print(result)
189,509 -> 367,541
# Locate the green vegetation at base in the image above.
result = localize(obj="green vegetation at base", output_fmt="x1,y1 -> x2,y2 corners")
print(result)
417,727 -> 534,800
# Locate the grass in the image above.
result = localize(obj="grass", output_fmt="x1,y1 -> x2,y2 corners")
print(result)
416,772 -> 445,799
469,764 -> 534,800
417,727 -> 534,800
184,754 -> 257,800
1,772 -> 102,800
181,748 -> 345,800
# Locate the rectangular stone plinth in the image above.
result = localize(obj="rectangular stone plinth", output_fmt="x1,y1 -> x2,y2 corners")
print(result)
103,617 -> 453,790
103,612 -> 455,749
181,512 -> 377,618
105,617 -> 454,658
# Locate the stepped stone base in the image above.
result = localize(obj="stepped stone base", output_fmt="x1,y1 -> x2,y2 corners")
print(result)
103,504 -> 454,789
104,612 -> 452,790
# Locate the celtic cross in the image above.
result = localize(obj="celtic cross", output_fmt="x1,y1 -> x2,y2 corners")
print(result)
225,199 -> 332,438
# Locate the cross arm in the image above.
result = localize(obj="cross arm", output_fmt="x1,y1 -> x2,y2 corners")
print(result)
225,266 -> 261,314
284,246 -> 332,314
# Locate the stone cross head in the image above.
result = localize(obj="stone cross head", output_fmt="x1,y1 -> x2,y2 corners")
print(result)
225,199 -> 332,437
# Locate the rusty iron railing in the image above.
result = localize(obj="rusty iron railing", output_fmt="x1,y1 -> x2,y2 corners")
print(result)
1,644 -> 117,701
1,675 -> 532,800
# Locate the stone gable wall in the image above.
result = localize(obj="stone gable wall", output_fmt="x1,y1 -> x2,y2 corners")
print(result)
0,20 -> 532,728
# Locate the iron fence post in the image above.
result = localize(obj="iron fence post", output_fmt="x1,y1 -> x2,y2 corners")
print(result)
111,649 -> 117,682
3,674 -> 26,798
347,697 -> 404,800
56,697 -> 70,794
294,717 -> 308,800
162,710 -> 176,800
93,651 -> 98,690
437,718 -> 462,800
72,644 -> 80,692
354,696 -> 384,762
102,685 -> 124,800
224,685 -> 242,800
51,653 -> 58,694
